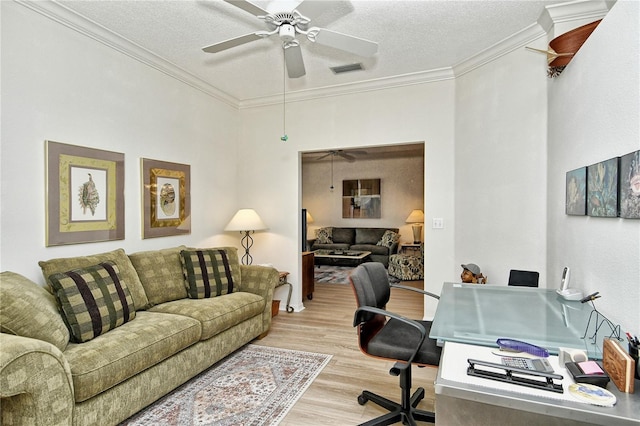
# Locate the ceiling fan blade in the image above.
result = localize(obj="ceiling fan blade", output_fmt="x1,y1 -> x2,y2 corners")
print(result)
337,152 -> 356,162
295,0 -> 344,21
202,33 -> 263,53
284,43 -> 306,78
309,27 -> 378,57
223,0 -> 268,17
315,153 -> 332,161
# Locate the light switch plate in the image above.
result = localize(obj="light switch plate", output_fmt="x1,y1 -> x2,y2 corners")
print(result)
432,218 -> 444,229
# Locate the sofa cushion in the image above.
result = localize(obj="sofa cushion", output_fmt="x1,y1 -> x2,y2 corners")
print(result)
315,227 -> 333,244
49,262 -> 136,343
332,227 -> 355,244
128,246 -> 187,306
0,271 -> 70,351
149,292 -> 265,340
355,228 -> 390,245
63,311 -> 200,402
180,249 -> 238,298
377,230 -> 400,248
39,248 -> 150,311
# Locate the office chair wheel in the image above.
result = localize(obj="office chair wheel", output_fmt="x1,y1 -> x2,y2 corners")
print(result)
357,393 -> 368,405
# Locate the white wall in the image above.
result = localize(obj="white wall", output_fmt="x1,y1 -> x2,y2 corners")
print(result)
2,1 -> 636,332
454,35 -> 550,286
547,0 -> 640,333
238,83 -> 456,315
0,2 -> 240,283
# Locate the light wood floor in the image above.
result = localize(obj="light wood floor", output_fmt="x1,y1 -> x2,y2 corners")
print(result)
253,280 -> 438,425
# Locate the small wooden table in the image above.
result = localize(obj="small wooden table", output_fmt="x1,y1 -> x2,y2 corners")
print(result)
399,243 -> 422,256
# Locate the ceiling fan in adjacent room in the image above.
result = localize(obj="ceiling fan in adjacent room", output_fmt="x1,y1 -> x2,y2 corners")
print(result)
202,0 -> 379,78
314,149 -> 367,163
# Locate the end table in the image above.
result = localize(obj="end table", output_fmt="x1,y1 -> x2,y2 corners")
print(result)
276,271 -> 294,313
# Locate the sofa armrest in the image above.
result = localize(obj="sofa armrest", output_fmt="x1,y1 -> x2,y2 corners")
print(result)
389,241 -> 399,255
239,266 -> 279,334
0,333 -> 74,426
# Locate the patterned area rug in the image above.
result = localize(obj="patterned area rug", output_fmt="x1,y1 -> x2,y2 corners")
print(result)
315,265 -> 400,284
119,345 -> 332,426
314,265 -> 354,284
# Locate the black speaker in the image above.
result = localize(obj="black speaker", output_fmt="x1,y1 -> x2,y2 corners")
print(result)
301,208 -> 307,252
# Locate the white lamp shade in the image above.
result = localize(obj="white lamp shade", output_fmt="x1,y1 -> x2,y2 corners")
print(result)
224,209 -> 268,231
405,209 -> 424,223
306,211 -> 314,223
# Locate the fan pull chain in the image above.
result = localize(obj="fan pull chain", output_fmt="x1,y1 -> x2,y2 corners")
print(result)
280,53 -> 288,142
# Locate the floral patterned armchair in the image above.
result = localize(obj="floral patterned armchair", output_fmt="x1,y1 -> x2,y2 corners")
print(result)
388,243 -> 424,280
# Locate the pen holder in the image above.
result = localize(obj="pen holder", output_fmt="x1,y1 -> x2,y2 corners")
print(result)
630,343 -> 640,380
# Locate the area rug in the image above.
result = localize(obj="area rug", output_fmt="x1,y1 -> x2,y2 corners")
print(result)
119,345 -> 332,426
315,265 -> 400,284
314,265 -> 354,284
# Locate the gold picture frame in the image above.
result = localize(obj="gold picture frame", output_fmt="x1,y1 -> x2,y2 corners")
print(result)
45,140 -> 125,246
141,158 -> 191,238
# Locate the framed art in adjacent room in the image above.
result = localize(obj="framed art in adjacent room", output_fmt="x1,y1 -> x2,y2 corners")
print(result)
565,167 -> 587,215
141,158 -> 191,238
587,157 -> 619,217
342,178 -> 381,218
45,140 -> 124,246
619,149 -> 640,219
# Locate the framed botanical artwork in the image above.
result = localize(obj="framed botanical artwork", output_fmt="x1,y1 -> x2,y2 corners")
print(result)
141,158 -> 190,238
45,141 -> 124,246
619,150 -> 640,219
342,179 -> 381,218
587,157 -> 619,217
565,167 -> 586,215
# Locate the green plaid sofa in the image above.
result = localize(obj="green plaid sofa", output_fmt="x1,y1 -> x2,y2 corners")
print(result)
0,246 -> 278,426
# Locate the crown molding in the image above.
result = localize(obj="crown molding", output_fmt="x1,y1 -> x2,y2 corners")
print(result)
452,22 -> 547,78
18,0 -> 614,110
452,0 -> 613,78
17,0 -> 240,108
238,68 -> 455,109
543,0 -> 614,25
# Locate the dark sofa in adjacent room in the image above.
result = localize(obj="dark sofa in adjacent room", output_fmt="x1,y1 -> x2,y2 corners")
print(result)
310,227 -> 400,267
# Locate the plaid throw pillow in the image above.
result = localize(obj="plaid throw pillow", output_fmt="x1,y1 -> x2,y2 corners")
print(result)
49,261 -> 136,343
315,227 -> 333,244
377,230 -> 400,248
180,249 -> 236,299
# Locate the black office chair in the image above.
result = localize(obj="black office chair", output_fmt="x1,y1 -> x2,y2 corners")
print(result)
508,269 -> 539,287
349,262 -> 441,425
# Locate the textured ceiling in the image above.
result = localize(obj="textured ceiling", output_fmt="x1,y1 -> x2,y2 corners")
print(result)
55,0 -> 574,103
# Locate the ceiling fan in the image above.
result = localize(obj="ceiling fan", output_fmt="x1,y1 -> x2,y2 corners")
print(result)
314,149 -> 367,163
202,0 -> 379,78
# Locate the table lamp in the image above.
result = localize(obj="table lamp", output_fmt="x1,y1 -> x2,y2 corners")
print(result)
405,209 -> 424,244
224,208 -> 268,265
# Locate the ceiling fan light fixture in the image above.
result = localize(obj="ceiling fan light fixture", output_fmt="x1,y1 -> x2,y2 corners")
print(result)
279,24 -> 296,42
330,63 -> 364,74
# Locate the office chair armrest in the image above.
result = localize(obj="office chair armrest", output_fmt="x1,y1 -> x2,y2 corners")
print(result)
390,283 -> 440,300
353,306 -> 426,369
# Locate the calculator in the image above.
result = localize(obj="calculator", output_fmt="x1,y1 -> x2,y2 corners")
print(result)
501,356 -> 554,373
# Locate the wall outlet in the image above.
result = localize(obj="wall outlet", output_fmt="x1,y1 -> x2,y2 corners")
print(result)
432,218 -> 444,229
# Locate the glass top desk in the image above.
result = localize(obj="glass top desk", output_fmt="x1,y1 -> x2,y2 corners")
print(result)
429,283 -> 620,359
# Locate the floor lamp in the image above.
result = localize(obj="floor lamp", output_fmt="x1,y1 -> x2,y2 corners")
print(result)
224,209 -> 268,265
405,209 -> 424,244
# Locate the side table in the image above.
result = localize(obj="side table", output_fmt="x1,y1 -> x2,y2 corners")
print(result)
276,271 -> 294,313
399,243 -> 422,256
